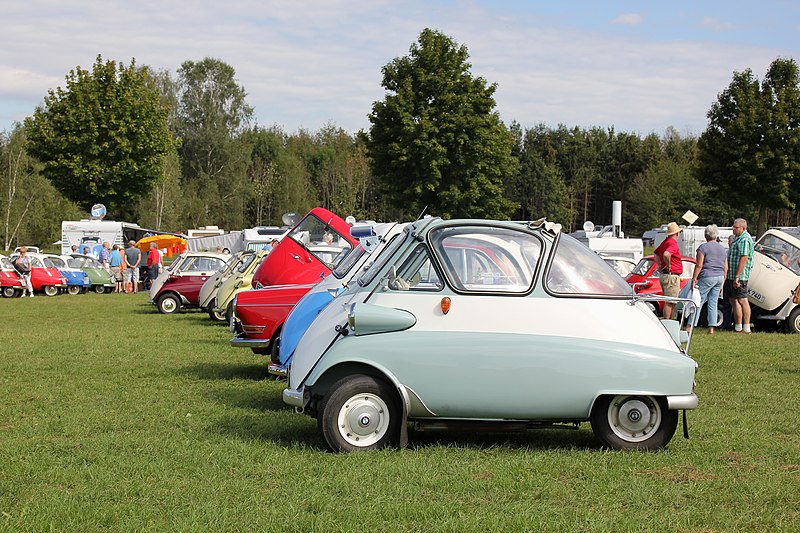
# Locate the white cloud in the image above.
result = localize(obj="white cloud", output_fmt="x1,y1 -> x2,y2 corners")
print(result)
701,16 -> 736,32
612,13 -> 644,26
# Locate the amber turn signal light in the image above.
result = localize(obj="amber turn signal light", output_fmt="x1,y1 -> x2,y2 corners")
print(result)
441,297 -> 451,315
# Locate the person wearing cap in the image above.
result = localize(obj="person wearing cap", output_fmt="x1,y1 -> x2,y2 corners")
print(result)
726,218 -> 755,333
654,222 -> 683,319
124,240 -> 142,293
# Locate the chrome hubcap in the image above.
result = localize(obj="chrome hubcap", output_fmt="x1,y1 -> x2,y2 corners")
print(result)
608,396 -> 661,442
337,393 -> 389,447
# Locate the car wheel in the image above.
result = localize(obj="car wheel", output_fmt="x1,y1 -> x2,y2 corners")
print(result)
157,293 -> 181,314
67,285 -> 81,295
2,287 -> 16,298
786,307 -> 800,334
225,301 -> 234,323
270,327 -> 282,364
208,300 -> 226,322
44,285 -> 59,297
94,285 -> 106,294
591,395 -> 678,451
319,375 -> 401,453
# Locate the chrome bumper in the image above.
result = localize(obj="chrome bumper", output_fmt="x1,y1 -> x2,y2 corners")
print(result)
229,336 -> 270,349
283,386 -> 308,408
267,363 -> 287,377
667,393 -> 698,410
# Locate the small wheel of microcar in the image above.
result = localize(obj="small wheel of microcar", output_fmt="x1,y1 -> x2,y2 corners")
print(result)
43,285 -> 59,297
157,293 -> 181,314
208,299 -> 226,322
591,395 -> 678,451
67,285 -> 82,295
319,374 -> 401,453
2,286 -> 16,298
787,307 -> 800,334
94,285 -> 106,294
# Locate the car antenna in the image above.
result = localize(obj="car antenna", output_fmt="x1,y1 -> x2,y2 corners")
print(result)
415,205 -> 429,221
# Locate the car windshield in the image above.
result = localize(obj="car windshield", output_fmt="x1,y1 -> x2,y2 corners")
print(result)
237,253 -> 257,272
755,234 -> 800,276
358,231 -> 407,287
48,256 -> 66,268
332,244 -> 366,279
67,258 -> 84,269
546,234 -> 631,296
1,257 -> 13,269
287,214 -> 352,268
630,257 -> 655,277
180,256 -> 226,273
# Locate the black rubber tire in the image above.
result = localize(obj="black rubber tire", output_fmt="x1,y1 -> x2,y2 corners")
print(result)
786,307 -> 800,334
208,299 -> 226,322
94,285 -> 106,294
44,285 -> 59,297
67,285 -> 82,295
157,293 -> 181,314
2,287 -> 16,298
591,395 -> 678,451
318,374 -> 401,453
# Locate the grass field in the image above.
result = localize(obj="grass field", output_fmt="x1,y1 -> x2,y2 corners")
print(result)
1,293 -> 798,532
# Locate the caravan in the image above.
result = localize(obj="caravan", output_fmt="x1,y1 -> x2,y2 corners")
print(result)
61,220 -> 177,257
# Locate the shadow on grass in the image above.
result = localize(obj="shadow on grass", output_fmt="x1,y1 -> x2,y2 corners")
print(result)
181,362 -> 270,381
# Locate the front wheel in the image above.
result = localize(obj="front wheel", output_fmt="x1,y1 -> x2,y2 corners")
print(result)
318,375 -> 401,453
44,285 -> 59,297
94,285 -> 107,294
208,299 -> 226,322
786,307 -> 800,334
157,293 -> 181,314
67,285 -> 81,295
2,287 -> 16,298
591,395 -> 677,451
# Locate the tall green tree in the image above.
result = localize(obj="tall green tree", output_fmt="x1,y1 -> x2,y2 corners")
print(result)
24,55 -> 173,219
175,58 -> 253,229
367,28 -> 518,220
697,58 -> 800,234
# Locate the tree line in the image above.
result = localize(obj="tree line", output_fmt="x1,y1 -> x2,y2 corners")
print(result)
2,29 -> 798,251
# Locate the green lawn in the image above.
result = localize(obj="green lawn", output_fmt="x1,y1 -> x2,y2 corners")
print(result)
1,293 -> 798,532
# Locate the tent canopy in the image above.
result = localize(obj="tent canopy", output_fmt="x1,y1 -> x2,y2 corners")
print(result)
135,235 -> 187,257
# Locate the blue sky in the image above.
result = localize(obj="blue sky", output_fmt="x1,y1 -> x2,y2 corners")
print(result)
1,1 -> 798,137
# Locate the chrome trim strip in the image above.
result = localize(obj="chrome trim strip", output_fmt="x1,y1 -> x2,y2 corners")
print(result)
667,393 -> 698,410
229,336 -> 270,348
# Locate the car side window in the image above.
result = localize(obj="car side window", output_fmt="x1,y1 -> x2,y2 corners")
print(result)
429,226 -> 540,294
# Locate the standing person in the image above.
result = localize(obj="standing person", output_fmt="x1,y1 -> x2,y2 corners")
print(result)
14,246 -> 34,297
99,241 -> 111,271
70,244 -> 78,253
654,222 -> 683,319
690,225 -> 727,335
109,244 -> 124,292
124,240 -> 141,293
726,218 -> 755,334
147,243 -> 162,285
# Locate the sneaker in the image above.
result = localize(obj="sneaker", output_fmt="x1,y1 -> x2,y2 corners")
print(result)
28,293 -> 34,298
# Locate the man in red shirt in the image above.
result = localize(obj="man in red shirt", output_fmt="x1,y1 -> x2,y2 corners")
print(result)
147,243 -> 162,284
654,222 -> 683,319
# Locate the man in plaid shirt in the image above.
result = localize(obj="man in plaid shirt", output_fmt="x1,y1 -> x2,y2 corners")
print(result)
725,218 -> 755,333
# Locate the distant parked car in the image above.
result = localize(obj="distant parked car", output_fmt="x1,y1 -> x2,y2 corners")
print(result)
214,249 -> 270,321
9,252 -> 67,296
198,251 -> 251,321
626,255 -> 696,315
284,218 -> 698,453
0,255 -> 25,297
69,254 -> 116,293
149,251 -> 230,314
45,254 -> 91,295
747,228 -> 800,333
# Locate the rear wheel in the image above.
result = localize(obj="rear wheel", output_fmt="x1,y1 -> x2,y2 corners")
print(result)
94,285 -> 107,294
318,375 -> 401,453
44,285 -> 59,297
591,395 -> 678,451
787,307 -> 800,334
157,293 -> 181,314
2,287 -> 16,298
67,285 -> 81,295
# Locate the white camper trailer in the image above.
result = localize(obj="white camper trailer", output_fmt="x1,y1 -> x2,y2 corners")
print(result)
653,225 -> 734,259
61,220 -> 178,257
570,201 -> 644,262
